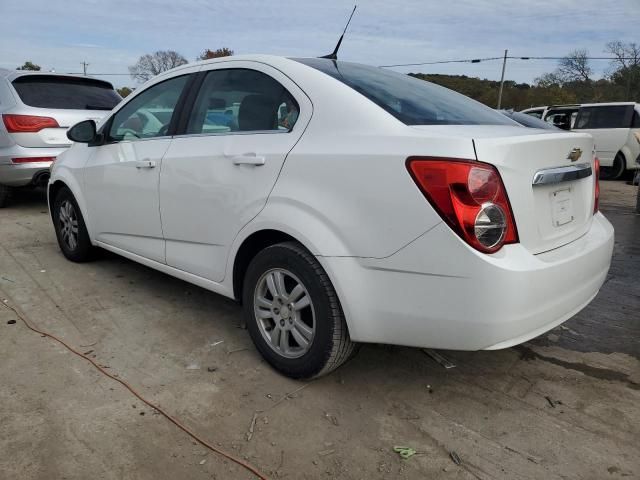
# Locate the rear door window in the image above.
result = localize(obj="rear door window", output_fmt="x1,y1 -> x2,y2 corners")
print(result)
185,68 -> 298,135
12,75 -> 121,110
574,105 -> 634,129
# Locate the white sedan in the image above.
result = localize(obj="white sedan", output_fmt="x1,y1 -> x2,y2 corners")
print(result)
49,55 -> 614,378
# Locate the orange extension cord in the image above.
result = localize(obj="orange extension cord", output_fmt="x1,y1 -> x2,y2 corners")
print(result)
1,300 -> 269,480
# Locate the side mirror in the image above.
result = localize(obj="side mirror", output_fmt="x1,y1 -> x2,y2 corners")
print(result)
67,120 -> 98,143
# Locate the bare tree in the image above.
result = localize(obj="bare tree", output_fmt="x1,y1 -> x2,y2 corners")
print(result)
198,48 -> 234,60
556,49 -> 592,83
606,41 -> 640,100
128,51 -> 188,82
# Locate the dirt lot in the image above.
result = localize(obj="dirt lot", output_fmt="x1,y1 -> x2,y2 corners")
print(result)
1,181 -> 638,480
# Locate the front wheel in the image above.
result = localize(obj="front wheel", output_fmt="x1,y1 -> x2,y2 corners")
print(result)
242,242 -> 358,379
52,187 -> 95,262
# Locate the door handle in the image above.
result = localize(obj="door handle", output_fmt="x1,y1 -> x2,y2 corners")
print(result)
135,160 -> 156,169
231,154 -> 265,166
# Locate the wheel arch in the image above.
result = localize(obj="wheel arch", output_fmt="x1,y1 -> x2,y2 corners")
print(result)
231,229 -> 299,302
618,147 -> 633,171
47,175 -> 92,238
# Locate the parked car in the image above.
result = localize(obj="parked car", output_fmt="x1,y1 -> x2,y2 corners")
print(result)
522,102 -> 640,179
498,110 -> 560,130
0,70 -> 120,207
49,56 -> 614,378
573,103 -> 640,179
521,104 -> 580,130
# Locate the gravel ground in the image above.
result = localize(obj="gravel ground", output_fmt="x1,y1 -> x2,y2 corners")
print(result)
0,180 -> 638,479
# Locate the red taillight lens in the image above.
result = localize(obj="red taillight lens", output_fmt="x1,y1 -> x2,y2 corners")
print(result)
2,114 -> 59,133
593,157 -> 600,214
11,157 -> 56,164
407,157 -> 518,253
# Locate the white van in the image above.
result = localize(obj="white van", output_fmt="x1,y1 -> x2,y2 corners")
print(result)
573,103 -> 640,179
523,102 -> 640,179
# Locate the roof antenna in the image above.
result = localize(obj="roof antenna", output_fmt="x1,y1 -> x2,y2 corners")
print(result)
320,5 -> 357,60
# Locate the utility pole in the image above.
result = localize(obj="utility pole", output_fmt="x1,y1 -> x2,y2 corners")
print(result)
80,61 -> 89,76
497,49 -> 508,109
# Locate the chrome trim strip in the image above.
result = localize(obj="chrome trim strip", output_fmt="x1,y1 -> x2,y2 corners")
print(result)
532,163 -> 592,186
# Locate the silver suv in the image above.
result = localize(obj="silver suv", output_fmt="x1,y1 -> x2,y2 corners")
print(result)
0,70 -> 120,207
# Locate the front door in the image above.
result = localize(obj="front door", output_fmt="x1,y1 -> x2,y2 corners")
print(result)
159,63 -> 311,281
83,74 -> 191,262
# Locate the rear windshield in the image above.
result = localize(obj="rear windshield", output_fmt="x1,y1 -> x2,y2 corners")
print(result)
574,105 -> 634,129
294,58 -> 514,126
12,75 -> 121,110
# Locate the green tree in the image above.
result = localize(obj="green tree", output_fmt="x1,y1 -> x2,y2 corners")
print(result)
17,61 -> 41,71
198,48 -> 234,60
117,87 -> 133,98
128,51 -> 188,82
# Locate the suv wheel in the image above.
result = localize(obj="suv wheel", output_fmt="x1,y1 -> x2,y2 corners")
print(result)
600,153 -> 626,180
242,242 -> 358,378
52,187 -> 95,262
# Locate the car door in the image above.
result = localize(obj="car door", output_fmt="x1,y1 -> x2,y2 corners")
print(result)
574,105 -> 634,166
159,63 -> 312,282
83,73 -> 193,262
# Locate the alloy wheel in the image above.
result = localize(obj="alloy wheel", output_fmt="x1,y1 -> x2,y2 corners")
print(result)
59,200 -> 79,251
253,268 -> 315,359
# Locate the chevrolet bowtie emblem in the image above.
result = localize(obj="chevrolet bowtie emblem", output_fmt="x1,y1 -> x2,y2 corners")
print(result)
567,148 -> 582,162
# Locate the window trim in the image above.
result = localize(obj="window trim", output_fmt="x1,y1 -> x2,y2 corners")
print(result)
173,67 -> 301,139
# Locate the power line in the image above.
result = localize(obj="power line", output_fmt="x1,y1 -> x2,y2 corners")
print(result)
380,56 -> 637,68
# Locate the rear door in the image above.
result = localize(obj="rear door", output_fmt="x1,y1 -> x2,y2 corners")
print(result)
474,131 -> 595,254
574,105 -> 634,166
83,73 -> 193,262
159,62 -> 312,282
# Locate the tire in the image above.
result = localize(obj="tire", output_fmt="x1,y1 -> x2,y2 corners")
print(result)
600,153 -> 626,180
0,185 -> 11,208
52,187 -> 95,262
242,241 -> 358,379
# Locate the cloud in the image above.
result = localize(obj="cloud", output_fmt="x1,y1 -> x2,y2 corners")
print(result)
1,0 -> 638,87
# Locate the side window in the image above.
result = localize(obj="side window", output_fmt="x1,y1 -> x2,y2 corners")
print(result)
575,106 -> 634,130
525,110 -> 543,119
632,110 -> 640,128
108,75 -> 189,142
185,69 -> 299,135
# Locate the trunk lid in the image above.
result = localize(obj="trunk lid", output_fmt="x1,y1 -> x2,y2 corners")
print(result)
472,129 -> 595,254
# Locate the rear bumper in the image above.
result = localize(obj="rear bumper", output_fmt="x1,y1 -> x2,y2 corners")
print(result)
319,213 -> 614,350
0,145 -> 64,187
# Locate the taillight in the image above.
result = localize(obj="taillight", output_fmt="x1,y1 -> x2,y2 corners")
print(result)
2,114 -> 59,133
406,157 -> 518,253
593,157 -> 600,214
11,157 -> 56,164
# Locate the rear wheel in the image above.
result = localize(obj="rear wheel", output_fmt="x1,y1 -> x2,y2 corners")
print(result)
242,241 -> 357,379
600,153 -> 626,180
0,185 -> 11,208
52,187 -> 95,262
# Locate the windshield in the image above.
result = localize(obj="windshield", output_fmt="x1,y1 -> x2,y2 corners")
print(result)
12,75 -> 121,110
294,58 -> 514,126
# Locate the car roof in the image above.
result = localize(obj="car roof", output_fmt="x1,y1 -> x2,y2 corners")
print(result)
0,68 -> 115,87
579,101 -> 637,107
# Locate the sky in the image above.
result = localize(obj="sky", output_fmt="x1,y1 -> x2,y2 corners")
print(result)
1,0 -> 639,88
